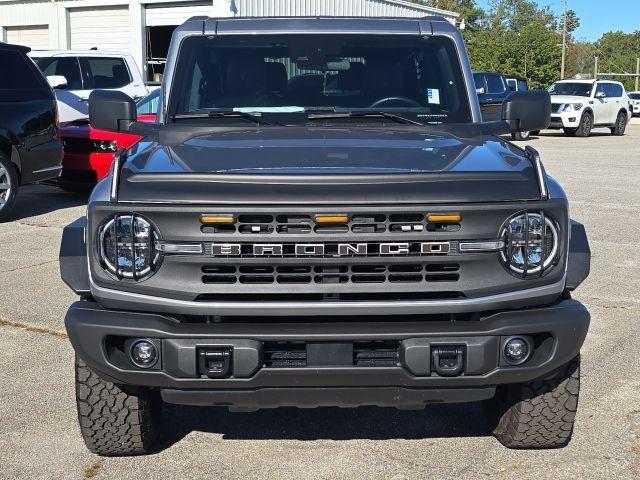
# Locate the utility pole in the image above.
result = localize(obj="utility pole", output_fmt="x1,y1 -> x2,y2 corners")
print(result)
636,57 -> 639,91
594,56 -> 598,79
560,0 -> 568,79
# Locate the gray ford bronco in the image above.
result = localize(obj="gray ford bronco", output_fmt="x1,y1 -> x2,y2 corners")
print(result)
60,16 -> 591,456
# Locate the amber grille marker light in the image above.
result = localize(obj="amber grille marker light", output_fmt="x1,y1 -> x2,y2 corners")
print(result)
201,215 -> 236,224
314,215 -> 349,224
427,214 -> 461,223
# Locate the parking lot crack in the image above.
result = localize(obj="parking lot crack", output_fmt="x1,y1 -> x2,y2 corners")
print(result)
1,259 -> 57,273
83,459 -> 104,479
16,221 -> 62,230
0,316 -> 67,338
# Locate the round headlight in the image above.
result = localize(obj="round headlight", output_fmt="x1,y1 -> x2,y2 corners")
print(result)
500,212 -> 558,276
99,214 -> 159,280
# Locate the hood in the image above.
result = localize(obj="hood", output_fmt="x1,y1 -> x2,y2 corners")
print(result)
117,126 -> 542,204
550,95 -> 591,104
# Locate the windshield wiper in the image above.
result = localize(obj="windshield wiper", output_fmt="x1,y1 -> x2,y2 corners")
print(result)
307,111 -> 424,126
172,111 -> 271,125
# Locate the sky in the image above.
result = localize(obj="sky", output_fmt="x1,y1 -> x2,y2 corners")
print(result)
474,0 -> 639,41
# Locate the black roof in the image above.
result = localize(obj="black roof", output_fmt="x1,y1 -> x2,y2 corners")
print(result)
0,42 -> 30,54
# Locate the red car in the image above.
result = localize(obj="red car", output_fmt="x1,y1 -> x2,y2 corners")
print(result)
57,89 -> 158,189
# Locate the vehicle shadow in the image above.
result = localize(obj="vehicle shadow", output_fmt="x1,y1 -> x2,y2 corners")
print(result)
6,184 -> 87,222
537,130 -> 613,138
154,401 -> 492,451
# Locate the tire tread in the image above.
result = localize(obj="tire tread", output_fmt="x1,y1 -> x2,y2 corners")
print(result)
75,356 -> 159,456
491,356 -> 580,449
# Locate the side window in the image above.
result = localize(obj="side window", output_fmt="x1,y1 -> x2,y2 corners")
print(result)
84,57 -> 132,89
0,51 -> 43,90
485,74 -> 506,94
611,84 -> 623,98
33,56 -> 83,90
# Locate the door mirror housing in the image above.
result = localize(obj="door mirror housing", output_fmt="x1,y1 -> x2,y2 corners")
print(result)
47,75 -> 68,90
89,90 -> 136,133
501,90 -> 551,133
476,87 -> 486,95
595,91 -> 606,99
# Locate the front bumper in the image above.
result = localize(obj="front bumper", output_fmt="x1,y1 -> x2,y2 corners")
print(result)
548,110 -> 583,129
65,299 -> 590,409
47,152 -> 114,187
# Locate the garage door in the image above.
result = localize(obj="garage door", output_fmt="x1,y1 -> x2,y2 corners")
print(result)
69,6 -> 130,53
5,25 -> 49,49
145,3 -> 215,26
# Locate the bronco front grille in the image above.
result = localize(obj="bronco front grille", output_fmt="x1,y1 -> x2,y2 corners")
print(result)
200,212 -> 461,235
202,263 -> 460,285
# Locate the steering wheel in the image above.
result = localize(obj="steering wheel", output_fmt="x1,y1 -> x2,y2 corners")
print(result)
368,96 -> 423,109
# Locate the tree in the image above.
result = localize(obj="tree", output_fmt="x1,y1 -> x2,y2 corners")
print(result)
464,0 -> 561,88
594,31 -> 640,90
425,0 -> 484,28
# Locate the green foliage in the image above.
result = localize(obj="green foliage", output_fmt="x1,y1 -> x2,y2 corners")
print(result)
594,31 -> 640,90
464,0 -> 561,89
409,0 -> 639,90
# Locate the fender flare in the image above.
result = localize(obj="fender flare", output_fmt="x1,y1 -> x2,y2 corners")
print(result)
60,216 -> 90,295
565,220 -> 590,291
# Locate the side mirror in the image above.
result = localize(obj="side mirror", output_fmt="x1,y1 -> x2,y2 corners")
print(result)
89,90 -> 136,133
502,90 -> 551,133
595,91 -> 606,99
476,87 -> 486,95
47,75 -> 68,89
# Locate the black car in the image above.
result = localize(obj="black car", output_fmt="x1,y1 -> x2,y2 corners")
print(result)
474,71 -> 534,141
0,42 -> 63,221
60,16 -> 589,456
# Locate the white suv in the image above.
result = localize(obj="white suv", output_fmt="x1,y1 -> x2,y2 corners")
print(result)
29,50 -> 147,125
548,79 -> 630,137
629,92 -> 640,117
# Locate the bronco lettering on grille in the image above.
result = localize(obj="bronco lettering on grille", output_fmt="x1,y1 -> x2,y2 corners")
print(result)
206,242 -> 452,257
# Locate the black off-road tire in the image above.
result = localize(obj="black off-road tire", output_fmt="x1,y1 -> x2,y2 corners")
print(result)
610,111 -> 627,136
0,154 -> 19,222
75,356 -> 161,456
487,356 -> 580,449
574,112 -> 593,137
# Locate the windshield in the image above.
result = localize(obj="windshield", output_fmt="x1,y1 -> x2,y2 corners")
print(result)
169,34 -> 472,124
548,82 -> 593,97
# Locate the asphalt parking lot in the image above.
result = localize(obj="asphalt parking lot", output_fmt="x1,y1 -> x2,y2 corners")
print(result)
1,122 -> 639,479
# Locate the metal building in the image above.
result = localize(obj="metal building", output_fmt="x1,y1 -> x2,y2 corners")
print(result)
0,0 -> 458,80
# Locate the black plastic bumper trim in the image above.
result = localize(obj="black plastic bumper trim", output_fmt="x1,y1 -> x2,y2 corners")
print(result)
65,299 -> 590,396
161,386 -> 497,410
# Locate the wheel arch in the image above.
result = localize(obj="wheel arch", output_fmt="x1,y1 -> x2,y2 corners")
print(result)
581,108 -> 594,118
0,132 -> 22,184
